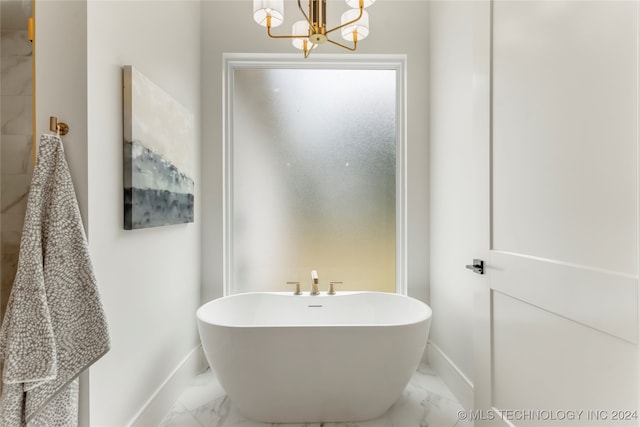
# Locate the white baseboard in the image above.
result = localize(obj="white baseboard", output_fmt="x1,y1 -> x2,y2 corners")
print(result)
128,345 -> 208,427
426,341 -> 474,411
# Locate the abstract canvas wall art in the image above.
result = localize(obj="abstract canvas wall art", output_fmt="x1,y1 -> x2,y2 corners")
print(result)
123,65 -> 195,230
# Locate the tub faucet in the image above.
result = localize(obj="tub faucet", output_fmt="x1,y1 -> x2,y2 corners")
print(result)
310,270 -> 320,296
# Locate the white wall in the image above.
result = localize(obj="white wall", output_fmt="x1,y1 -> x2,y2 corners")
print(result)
427,0 -> 480,405
201,0 -> 430,304
86,2 -> 202,425
35,0 -> 88,222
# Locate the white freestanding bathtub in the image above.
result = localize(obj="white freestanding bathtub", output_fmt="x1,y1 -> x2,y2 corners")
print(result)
196,291 -> 432,423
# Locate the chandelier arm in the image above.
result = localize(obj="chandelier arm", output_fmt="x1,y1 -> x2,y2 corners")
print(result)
326,37 -> 357,51
325,6 -> 363,35
297,0 -> 314,28
302,40 -> 316,58
267,25 -> 312,40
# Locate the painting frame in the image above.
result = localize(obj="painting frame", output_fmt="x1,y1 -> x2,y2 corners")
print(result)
123,65 -> 195,230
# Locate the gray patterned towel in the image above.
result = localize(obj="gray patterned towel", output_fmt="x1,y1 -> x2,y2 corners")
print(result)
0,134 -> 110,426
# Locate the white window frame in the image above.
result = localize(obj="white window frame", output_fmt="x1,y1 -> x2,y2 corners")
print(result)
223,53 -> 407,296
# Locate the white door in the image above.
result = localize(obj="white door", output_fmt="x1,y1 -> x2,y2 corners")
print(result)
473,1 -> 639,426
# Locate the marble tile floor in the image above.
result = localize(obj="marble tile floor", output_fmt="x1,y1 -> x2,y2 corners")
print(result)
159,362 -> 473,427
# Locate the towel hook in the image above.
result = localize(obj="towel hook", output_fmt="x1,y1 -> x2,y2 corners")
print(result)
49,116 -> 69,136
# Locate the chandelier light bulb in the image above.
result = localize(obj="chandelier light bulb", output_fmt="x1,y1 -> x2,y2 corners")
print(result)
341,9 -> 370,41
291,20 -> 312,50
253,0 -> 284,27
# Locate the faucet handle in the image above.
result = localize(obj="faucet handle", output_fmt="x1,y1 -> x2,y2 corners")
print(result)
328,281 -> 342,295
287,281 -> 302,295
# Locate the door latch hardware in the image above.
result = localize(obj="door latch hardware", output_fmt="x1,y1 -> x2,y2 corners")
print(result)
465,259 -> 484,275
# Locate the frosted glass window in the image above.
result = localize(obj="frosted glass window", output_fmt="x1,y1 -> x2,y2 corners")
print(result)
230,67 -> 397,294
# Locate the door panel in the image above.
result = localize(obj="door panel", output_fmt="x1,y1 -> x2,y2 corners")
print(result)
493,292 -> 638,426
492,0 -> 638,276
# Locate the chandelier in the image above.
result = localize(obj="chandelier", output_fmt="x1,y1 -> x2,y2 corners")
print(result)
253,0 -> 376,58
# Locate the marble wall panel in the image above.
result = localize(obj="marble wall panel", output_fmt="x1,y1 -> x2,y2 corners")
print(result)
0,31 -> 31,56
0,29 -> 32,322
